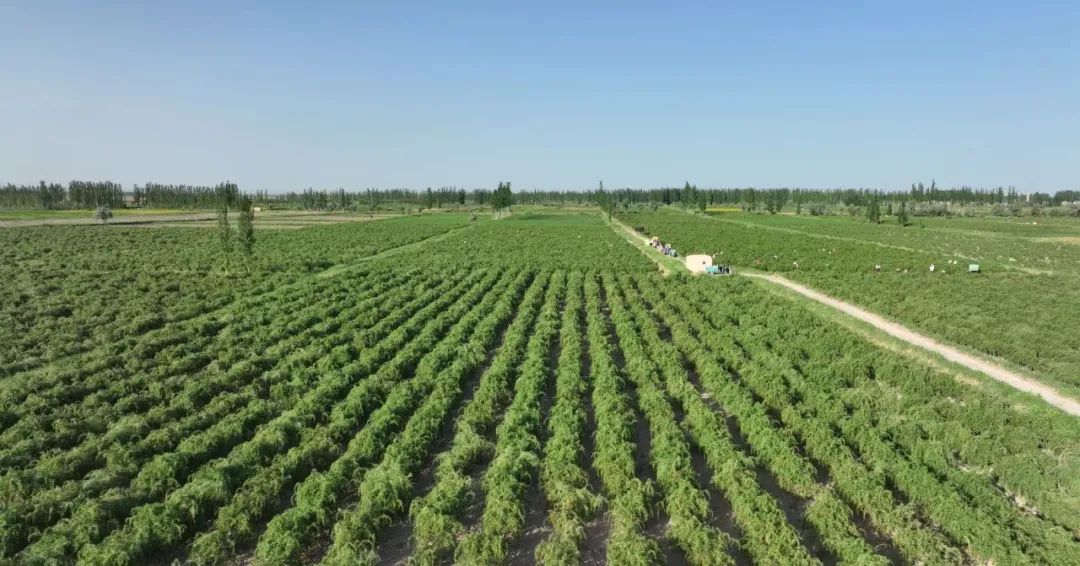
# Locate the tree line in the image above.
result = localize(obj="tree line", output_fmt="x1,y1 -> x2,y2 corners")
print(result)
132,183 -> 242,209
279,186 -> 516,211
0,181 -> 236,210
3,179 -> 1079,211
0,181 -> 124,209
584,182 -> 1080,209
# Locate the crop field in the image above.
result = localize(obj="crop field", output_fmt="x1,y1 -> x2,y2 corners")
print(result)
0,214 -> 470,372
1,211 -> 1078,565
0,210 -> 392,230
623,209 -> 1080,396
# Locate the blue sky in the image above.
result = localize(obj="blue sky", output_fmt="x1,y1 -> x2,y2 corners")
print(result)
1,1 -> 1077,192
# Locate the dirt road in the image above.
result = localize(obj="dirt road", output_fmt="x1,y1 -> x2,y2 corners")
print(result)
744,272 -> 1080,417
608,215 -> 1080,416
607,216 -> 681,275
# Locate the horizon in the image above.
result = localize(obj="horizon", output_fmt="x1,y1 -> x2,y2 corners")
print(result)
2,181 -> 1071,200
2,180 -> 1068,197
2,2 -> 1078,192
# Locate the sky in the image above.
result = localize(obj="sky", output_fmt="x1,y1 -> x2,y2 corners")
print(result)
1,1 -> 1078,193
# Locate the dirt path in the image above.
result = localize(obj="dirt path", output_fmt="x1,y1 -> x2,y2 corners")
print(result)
607,216 -> 1080,416
606,215 -> 682,276
314,225 -> 474,278
743,272 -> 1080,417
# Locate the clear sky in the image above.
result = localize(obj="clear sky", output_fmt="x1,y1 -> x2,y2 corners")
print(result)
2,1 -> 1077,192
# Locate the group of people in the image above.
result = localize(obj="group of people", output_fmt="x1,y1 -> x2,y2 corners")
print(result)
648,236 -> 678,257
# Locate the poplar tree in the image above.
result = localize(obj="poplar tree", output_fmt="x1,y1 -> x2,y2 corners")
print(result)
237,196 -> 256,263
597,180 -> 614,220
682,181 -> 694,206
218,206 -> 233,274
493,181 -> 513,218
866,197 -> 881,224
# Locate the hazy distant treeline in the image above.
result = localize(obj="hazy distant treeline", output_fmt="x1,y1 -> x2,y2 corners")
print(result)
267,183 -> 1080,211
2,179 -> 1078,210
0,181 -> 243,210
592,183 -> 1080,207
0,181 -> 125,209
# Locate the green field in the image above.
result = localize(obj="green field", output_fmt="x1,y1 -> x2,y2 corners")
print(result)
0,211 -> 1077,565
0,209 -> 192,220
624,208 -> 1080,396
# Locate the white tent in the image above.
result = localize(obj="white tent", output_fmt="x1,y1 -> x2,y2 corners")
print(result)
686,254 -> 713,274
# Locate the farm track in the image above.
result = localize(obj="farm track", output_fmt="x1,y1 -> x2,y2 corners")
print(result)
743,272 -> 1080,417
609,215 -> 1080,417
314,224 -> 474,278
